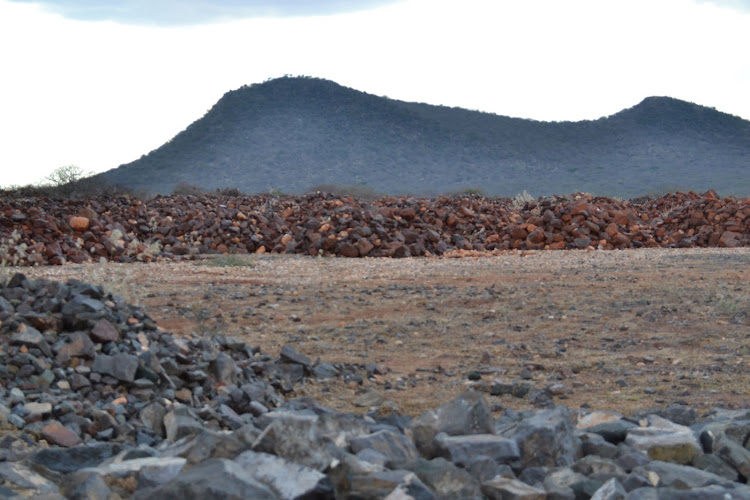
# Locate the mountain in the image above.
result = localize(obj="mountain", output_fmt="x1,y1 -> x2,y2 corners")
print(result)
95,76 -> 750,197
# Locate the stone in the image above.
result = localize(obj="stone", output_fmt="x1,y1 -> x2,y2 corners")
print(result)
408,390 -> 495,458
0,462 -> 61,497
56,331 -> 96,360
279,344 -> 312,367
69,216 -> 90,231
408,457 -> 482,499
234,450 -> 335,499
11,326 -> 52,357
27,443 -> 121,474
139,401 -> 167,438
92,353 -> 140,382
72,457 -> 187,491
42,421 -> 82,447
434,432 -> 521,468
711,431 -> 750,478
134,458 -> 277,500
163,405 -> 204,443
633,460 -> 739,489
590,477 -> 627,500
90,318 -> 120,343
350,429 -> 421,468
500,405 -> 580,468
624,415 -> 702,465
481,476 -> 546,500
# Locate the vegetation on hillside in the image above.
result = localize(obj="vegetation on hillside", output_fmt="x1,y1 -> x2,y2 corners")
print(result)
79,76 -> 750,197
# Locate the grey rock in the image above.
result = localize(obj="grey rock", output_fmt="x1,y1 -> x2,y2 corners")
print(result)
584,420 -> 638,444
500,405 -> 580,468
464,455 -> 510,483
408,390 -> 494,458
27,443 -> 121,474
693,452 -> 739,481
0,461 -> 61,497
481,476 -> 546,500
624,487 -> 659,500
162,428 -> 247,464
408,457 -> 482,499
711,431 -> 750,478
92,353 -> 140,382
572,455 -> 626,477
625,415 -> 702,465
590,477 -> 626,500
580,432 -> 620,459
350,429 -> 421,468
633,460 -> 738,489
163,405 -> 204,442
210,352 -> 236,384
71,457 -> 186,491
10,326 -> 52,357
280,344 -> 312,367
253,412 -> 365,471
434,432 -> 521,468
657,484 -> 750,500
334,468 -> 434,500
134,458 -> 277,500
313,362 -> 339,380
234,450 -> 335,499
139,401 -> 167,438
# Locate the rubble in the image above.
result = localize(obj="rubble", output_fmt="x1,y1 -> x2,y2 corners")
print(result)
0,190 -> 747,266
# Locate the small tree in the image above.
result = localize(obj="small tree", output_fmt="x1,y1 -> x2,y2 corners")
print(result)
44,165 -> 91,186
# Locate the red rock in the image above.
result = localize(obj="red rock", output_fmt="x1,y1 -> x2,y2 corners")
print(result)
526,228 -> 545,245
42,422 -> 82,447
718,231 -> 741,248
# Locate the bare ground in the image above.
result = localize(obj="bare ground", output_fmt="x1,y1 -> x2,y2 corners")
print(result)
14,248 -> 750,418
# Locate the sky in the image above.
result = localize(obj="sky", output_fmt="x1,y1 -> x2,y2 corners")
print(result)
1,0 -> 749,188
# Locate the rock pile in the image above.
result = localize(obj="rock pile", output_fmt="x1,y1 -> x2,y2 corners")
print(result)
4,274 -> 750,498
1,190 -> 748,265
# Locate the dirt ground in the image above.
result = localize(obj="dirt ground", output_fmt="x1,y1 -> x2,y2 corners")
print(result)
14,248 -> 750,418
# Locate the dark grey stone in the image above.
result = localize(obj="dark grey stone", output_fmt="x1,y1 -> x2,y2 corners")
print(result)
280,344 -> 312,367
92,353 -> 139,382
234,450 -> 335,499
134,458 -> 276,500
500,405 -> 580,468
408,390 -> 494,458
434,432 -> 521,468
350,429 -> 421,468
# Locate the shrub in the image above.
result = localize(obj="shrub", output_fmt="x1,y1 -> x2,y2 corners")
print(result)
173,183 -> 206,196
305,183 -> 381,200
512,190 -> 534,208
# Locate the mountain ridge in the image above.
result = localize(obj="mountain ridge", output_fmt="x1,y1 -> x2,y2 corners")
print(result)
94,76 -> 750,197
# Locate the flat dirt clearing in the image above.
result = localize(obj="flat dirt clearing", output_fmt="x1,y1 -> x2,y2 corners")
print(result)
16,248 -> 750,417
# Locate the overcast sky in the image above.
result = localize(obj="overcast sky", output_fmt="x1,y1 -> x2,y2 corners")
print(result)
1,0 -> 748,188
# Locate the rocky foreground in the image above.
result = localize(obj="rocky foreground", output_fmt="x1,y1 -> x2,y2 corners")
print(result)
3,273 -> 750,499
1,190 -> 748,266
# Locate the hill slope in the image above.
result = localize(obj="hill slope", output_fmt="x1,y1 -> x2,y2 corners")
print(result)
96,76 -> 750,197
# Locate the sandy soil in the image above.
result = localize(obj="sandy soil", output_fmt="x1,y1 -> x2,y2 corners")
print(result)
13,247 -> 750,417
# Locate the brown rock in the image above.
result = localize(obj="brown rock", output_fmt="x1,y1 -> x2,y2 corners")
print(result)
91,318 -> 120,343
337,241 -> 360,258
718,231 -> 741,248
357,238 -> 374,256
42,422 -> 82,447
